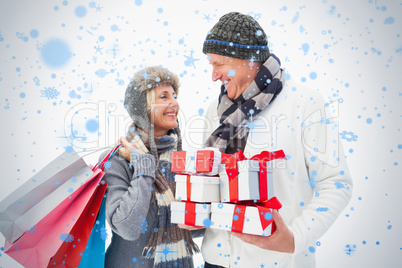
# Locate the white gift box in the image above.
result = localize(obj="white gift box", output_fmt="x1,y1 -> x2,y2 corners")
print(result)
175,174 -> 220,203
219,160 -> 274,202
210,202 -> 273,236
171,147 -> 224,175
171,201 -> 211,227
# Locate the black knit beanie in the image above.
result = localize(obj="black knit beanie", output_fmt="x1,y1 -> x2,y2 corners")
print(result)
203,12 -> 270,62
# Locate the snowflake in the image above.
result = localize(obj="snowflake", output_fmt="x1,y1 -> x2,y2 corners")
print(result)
36,42 -> 44,52
103,161 -> 112,169
68,90 -> 77,98
29,225 -> 37,233
315,207 -> 330,212
140,217 -> 148,234
184,50 -> 200,69
94,44 -> 103,54
328,5 -> 337,15
95,68 -> 109,78
234,207 -> 243,214
335,181 -> 345,190
88,1 -> 97,8
40,87 -> 60,100
344,244 -> 356,255
254,13 -> 262,20
110,24 -> 120,32
247,11 -> 261,21
154,239 -> 178,264
218,203 -> 224,209
291,12 -> 300,24
100,226 -> 108,241
60,233 -> 74,243
203,13 -> 212,23
33,76 -> 40,86
340,131 -> 358,142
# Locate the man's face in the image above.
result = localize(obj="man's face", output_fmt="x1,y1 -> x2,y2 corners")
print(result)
207,53 -> 258,100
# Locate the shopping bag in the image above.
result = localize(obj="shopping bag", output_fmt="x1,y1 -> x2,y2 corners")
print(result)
47,144 -> 121,268
3,144 -> 122,268
0,150 -> 92,243
4,167 -> 104,268
47,182 -> 107,267
77,195 -> 107,268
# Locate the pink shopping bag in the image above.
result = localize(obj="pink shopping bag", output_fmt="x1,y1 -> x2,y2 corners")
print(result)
46,145 -> 122,267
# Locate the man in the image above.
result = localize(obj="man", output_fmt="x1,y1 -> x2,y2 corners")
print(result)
200,12 -> 352,267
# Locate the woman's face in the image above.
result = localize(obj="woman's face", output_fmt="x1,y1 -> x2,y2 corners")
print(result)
150,84 -> 179,137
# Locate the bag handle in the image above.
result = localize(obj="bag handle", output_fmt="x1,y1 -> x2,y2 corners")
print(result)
93,144 -> 123,171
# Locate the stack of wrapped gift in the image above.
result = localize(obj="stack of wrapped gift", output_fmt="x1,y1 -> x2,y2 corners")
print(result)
170,147 -> 229,228
210,149 -> 286,236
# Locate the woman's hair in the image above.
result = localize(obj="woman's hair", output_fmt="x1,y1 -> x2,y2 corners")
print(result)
145,88 -> 155,115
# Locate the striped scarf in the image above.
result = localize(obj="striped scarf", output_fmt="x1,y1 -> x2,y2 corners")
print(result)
204,54 -> 285,153
127,125 -> 198,268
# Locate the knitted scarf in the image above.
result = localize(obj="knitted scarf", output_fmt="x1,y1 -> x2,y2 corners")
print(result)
126,124 -> 199,268
204,54 -> 285,154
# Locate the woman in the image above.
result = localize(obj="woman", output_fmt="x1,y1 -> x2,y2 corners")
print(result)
101,66 -> 199,267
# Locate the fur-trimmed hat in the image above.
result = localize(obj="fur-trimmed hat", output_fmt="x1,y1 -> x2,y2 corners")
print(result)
203,12 -> 270,62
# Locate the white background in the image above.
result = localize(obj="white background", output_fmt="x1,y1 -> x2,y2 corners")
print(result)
0,0 -> 401,267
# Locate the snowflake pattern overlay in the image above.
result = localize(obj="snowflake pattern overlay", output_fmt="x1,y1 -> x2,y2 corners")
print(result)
340,131 -> 358,142
140,217 -> 148,234
60,233 -> 74,243
100,226 -> 108,241
40,87 -> 60,100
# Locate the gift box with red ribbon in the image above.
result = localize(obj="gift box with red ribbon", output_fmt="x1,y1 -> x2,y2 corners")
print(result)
219,150 -> 286,202
172,147 -> 230,175
171,201 -> 211,227
209,197 -> 282,236
175,174 -> 220,203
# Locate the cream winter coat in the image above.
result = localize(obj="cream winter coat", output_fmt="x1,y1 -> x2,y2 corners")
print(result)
200,80 -> 353,268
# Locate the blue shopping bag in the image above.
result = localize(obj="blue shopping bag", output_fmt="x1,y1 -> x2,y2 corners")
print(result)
78,194 -> 107,268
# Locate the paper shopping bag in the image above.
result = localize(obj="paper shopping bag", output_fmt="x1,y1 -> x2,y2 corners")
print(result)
0,150 -> 93,243
77,195 -> 107,268
4,168 -> 104,268
47,145 -> 122,267
47,182 -> 107,267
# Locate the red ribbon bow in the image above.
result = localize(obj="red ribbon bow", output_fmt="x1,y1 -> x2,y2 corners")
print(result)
231,197 -> 282,234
